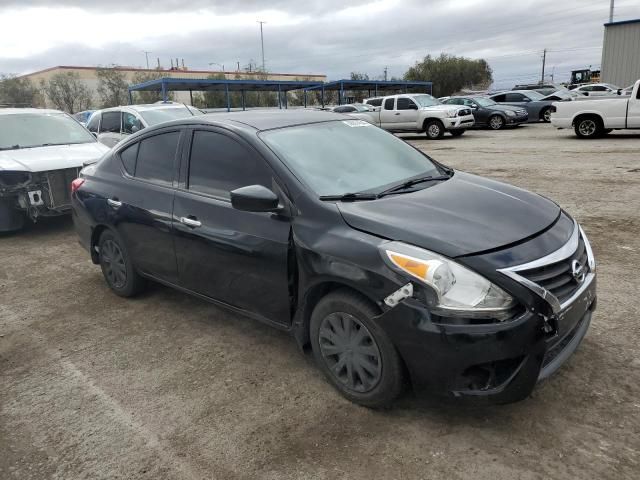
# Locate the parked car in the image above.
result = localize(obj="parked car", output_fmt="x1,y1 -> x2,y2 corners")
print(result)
442,96 -> 528,129
350,94 -> 475,139
87,103 -> 202,148
0,108 -> 110,231
571,83 -> 622,97
541,89 -> 584,101
550,79 -> 640,138
331,103 -> 373,113
72,110 -> 596,408
489,90 -> 555,122
72,110 -> 95,126
362,97 -> 383,108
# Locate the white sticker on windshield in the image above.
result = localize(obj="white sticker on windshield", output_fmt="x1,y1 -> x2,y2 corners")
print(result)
342,120 -> 371,127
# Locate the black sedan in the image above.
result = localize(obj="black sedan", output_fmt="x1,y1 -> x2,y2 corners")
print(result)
72,111 -> 596,408
442,96 -> 528,129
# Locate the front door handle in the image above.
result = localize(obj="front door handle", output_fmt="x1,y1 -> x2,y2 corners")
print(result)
394,112 -> 401,115
180,216 -> 202,228
107,198 -> 122,208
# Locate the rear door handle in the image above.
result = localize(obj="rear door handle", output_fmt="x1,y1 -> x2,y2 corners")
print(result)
180,216 -> 202,228
107,198 -> 122,208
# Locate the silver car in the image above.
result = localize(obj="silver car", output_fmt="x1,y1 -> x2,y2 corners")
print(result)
87,104 -> 202,148
489,90 -> 555,123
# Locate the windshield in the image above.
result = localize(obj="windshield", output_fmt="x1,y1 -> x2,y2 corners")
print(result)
138,107 -> 202,126
413,94 -> 441,107
0,112 -> 96,150
260,120 -> 442,197
474,97 -> 496,107
524,91 -> 545,100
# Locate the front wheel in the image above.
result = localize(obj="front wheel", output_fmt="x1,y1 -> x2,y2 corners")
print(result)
450,129 -> 465,137
310,290 -> 404,408
541,107 -> 552,123
98,230 -> 146,297
488,114 -> 505,130
574,117 -> 603,139
424,120 -> 445,139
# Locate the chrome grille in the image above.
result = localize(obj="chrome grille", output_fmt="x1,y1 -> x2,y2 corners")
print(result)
517,236 -> 588,304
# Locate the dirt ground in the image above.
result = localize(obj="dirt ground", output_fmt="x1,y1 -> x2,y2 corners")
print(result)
1,124 -> 639,480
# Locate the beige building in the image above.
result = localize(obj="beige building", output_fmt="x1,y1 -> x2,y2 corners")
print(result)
21,65 -> 327,108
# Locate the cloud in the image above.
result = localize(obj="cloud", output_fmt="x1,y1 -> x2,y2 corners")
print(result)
0,0 -> 638,88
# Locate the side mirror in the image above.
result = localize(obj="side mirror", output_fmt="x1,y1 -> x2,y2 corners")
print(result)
522,97 -> 531,102
410,103 -> 418,110
470,104 -> 479,109
131,125 -> 140,133
91,132 -> 98,138
230,185 -> 280,212
617,89 -> 622,95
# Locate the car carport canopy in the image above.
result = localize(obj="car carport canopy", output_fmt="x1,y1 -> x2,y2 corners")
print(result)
127,77 -> 433,110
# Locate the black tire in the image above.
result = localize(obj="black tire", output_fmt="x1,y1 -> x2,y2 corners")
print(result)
98,229 -> 145,297
310,290 -> 404,408
603,129 -> 613,135
574,116 -> 603,139
450,129 -> 465,137
488,114 -> 505,130
540,107 -> 552,123
424,120 -> 445,139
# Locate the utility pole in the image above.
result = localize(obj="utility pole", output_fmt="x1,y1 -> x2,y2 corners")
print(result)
257,20 -> 266,72
541,49 -> 547,84
384,66 -> 388,81
143,51 -> 151,69
609,0 -> 615,22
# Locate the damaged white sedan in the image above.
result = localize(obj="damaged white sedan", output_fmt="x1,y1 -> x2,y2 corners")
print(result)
0,109 -> 110,232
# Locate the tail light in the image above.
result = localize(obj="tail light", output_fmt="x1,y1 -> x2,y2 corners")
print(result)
71,178 -> 85,194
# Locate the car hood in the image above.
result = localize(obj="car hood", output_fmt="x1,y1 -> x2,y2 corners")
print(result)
0,142 -> 110,172
421,104 -> 465,113
337,171 -> 560,258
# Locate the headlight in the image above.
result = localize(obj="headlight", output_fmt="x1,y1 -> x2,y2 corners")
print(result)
505,110 -> 516,117
381,241 -> 516,319
447,109 -> 458,118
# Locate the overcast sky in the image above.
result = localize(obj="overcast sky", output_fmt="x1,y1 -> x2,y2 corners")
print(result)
0,0 -> 638,88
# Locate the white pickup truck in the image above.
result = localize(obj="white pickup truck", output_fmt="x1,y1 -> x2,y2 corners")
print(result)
349,93 -> 475,139
551,79 -> 640,138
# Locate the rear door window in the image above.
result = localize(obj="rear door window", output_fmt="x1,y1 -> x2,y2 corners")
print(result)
187,130 -> 272,200
134,131 -> 180,186
100,111 -> 121,133
492,94 -> 506,102
505,93 -> 525,102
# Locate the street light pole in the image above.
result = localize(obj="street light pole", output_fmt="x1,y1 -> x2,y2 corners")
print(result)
143,51 -> 151,69
609,0 -> 615,22
257,20 -> 266,72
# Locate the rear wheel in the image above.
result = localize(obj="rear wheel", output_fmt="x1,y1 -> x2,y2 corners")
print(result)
450,129 -> 465,137
574,116 -> 603,139
424,120 -> 445,139
98,230 -> 145,297
488,114 -> 505,130
310,290 -> 404,408
541,107 -> 552,123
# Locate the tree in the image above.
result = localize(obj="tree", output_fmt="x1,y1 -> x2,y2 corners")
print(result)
0,74 -> 41,107
350,72 -> 370,81
41,72 -> 93,113
404,53 -> 493,97
96,67 -> 129,107
130,70 -> 175,104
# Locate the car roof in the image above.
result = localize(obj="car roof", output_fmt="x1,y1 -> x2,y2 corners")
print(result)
98,103 -> 193,113
153,109 -> 350,132
0,107 -> 65,116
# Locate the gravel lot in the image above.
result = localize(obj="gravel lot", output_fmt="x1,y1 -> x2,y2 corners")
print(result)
1,124 -> 639,479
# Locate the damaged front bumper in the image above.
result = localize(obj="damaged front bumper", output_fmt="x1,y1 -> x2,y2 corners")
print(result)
374,275 -> 596,404
0,168 -> 80,229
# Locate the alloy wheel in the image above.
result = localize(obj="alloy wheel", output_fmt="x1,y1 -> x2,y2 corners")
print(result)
427,124 -> 441,138
318,312 -> 382,393
489,115 -> 504,129
578,119 -> 597,137
101,239 -> 127,289
543,109 -> 551,122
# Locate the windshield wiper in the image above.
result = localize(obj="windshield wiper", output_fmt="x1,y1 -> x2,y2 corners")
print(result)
377,175 -> 451,198
319,192 -> 378,201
